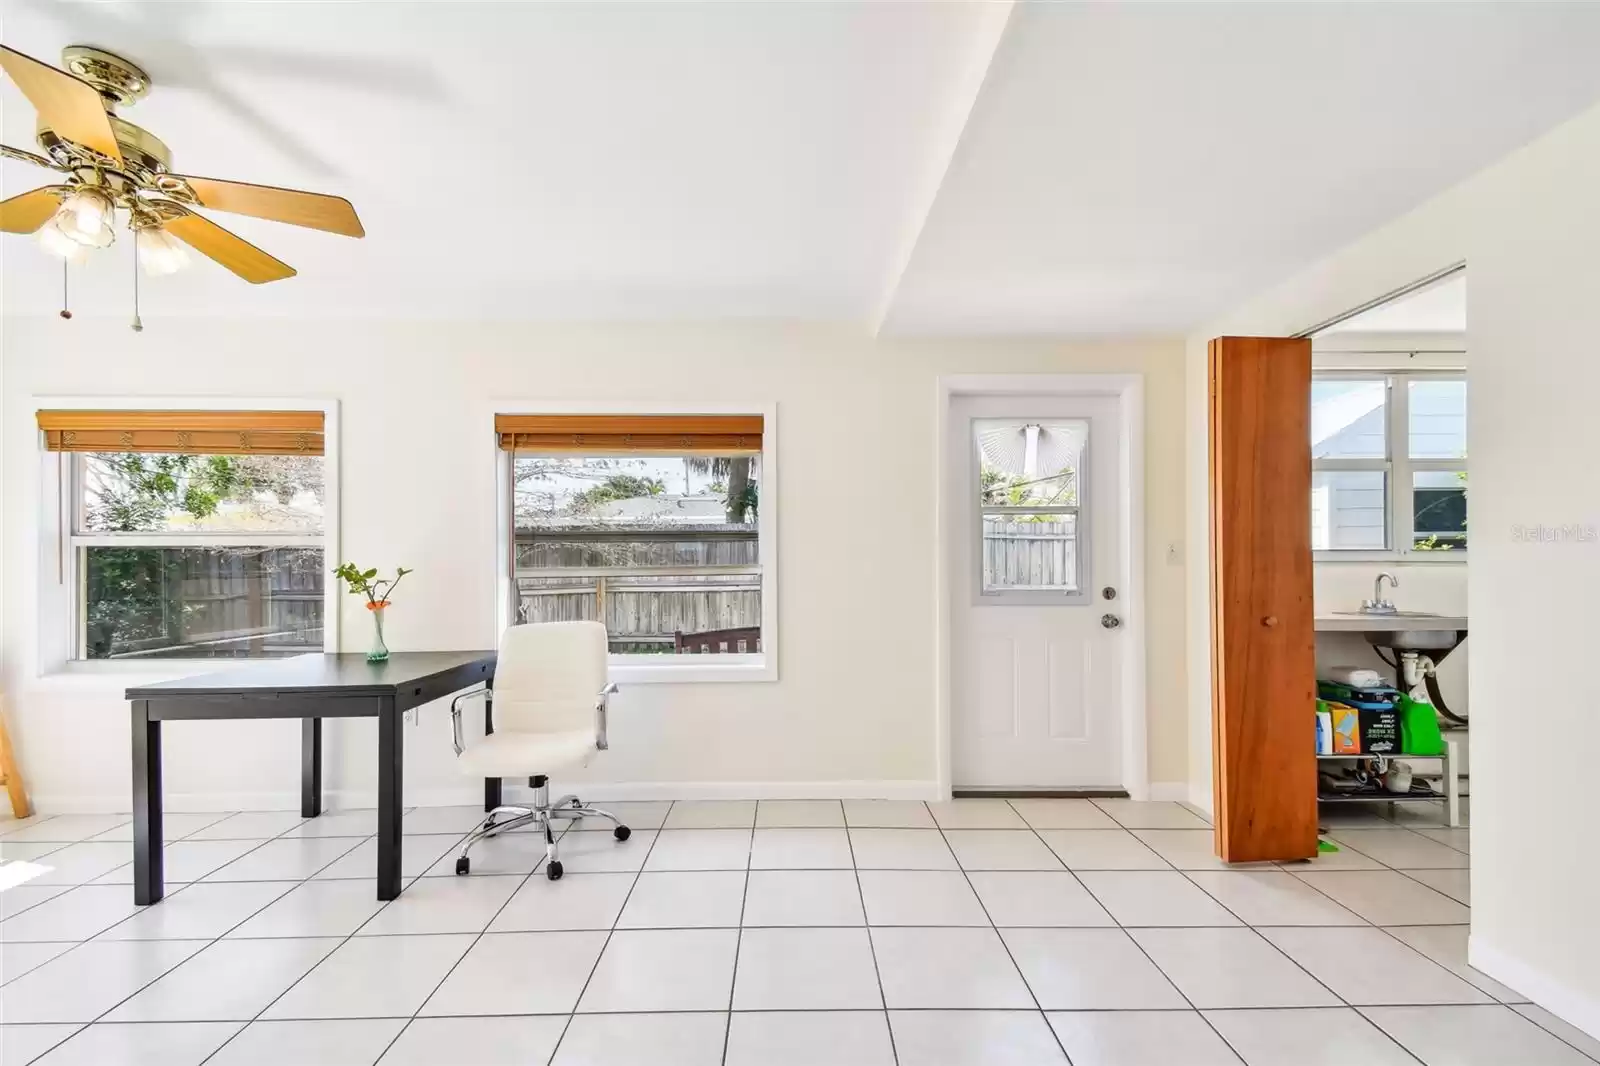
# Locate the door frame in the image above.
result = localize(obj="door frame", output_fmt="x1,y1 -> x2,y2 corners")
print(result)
935,374 -> 1148,800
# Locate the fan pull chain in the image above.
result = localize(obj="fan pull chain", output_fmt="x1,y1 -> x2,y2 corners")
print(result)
131,239 -> 144,332
59,260 -> 72,320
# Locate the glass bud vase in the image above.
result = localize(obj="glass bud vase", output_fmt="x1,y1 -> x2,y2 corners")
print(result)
367,602 -> 390,662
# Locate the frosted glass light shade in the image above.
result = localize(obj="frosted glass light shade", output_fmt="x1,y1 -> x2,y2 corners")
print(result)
38,219 -> 90,263
53,188 -> 116,247
136,226 -> 189,275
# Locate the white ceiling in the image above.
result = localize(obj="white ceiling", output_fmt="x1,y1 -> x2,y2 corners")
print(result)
4,1 -> 1600,332
1321,273 -> 1467,335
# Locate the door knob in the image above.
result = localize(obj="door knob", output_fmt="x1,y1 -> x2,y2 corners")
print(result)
1101,614 -> 1122,629
1262,615 -> 1279,628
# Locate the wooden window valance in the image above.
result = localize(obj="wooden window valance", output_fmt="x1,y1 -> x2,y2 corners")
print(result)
495,414 -> 763,455
36,410 -> 325,456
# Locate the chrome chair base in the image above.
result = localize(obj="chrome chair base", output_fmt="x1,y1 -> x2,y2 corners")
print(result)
454,778 -> 629,880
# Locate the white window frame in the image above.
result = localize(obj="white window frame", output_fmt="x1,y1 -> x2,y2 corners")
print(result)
490,400 -> 778,684
1312,370 -> 1466,563
33,397 -> 341,677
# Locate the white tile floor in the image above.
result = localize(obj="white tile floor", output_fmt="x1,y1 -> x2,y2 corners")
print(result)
0,797 -> 1593,1065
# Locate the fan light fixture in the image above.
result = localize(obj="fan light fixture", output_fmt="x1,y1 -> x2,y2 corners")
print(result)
0,43 -> 365,325
38,218 -> 90,262
52,186 -> 115,247
135,226 -> 188,275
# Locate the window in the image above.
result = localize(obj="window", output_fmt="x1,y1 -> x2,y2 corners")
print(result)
39,408 -> 329,661
496,412 -> 773,675
1310,372 -> 1466,556
975,418 -> 1085,596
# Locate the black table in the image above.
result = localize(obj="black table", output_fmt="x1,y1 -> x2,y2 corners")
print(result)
125,651 -> 496,905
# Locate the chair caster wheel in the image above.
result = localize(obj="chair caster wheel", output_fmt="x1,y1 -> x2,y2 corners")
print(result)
546,860 -> 564,881
614,825 -> 631,841
454,857 -> 470,876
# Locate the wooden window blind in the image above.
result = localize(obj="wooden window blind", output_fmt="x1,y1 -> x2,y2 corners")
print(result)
36,410 -> 325,456
495,414 -> 762,455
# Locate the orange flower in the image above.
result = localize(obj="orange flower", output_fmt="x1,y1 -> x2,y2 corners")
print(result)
367,600 -> 390,610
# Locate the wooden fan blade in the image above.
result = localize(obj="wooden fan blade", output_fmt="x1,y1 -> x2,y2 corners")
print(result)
0,46 -> 123,163
174,175 -> 364,237
164,213 -> 297,284
0,186 -> 68,234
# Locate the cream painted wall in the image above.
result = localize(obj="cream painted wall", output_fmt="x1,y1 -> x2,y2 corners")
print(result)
1,322 -> 1187,811
1185,99 -> 1600,1037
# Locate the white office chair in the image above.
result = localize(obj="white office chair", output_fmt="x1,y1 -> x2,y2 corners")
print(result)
449,620 -> 628,881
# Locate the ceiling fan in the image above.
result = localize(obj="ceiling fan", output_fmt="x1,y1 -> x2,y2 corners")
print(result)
0,43 -> 363,285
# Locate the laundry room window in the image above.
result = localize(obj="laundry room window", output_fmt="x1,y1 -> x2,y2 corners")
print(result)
1311,372 -> 1467,558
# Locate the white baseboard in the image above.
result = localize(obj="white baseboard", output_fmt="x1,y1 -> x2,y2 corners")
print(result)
1148,781 -> 1190,802
1187,781 -> 1214,816
502,780 -> 941,803
27,780 -> 942,814
1470,935 -> 1600,1043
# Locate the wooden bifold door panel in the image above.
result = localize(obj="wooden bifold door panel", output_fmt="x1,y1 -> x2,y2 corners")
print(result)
1209,336 -> 1317,863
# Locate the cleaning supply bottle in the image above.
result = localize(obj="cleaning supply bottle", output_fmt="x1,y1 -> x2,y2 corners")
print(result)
1398,694 -> 1445,756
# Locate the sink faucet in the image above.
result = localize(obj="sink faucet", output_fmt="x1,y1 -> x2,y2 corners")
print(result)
1362,572 -> 1399,615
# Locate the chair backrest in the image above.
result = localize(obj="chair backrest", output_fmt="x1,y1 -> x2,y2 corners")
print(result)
494,621 -> 609,734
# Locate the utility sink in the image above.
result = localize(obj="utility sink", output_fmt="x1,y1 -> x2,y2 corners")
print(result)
1364,629 -> 1459,650
1323,611 -> 1463,650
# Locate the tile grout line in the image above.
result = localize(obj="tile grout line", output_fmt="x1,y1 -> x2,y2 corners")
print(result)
0,822 -> 312,1060
842,801 -> 900,1066
65,845 -> 345,1053
2,830 -> 286,1064
363,816 -> 569,1062
1367,922 -> 1527,1007
1,802 -> 1515,1065
1161,862 -> 1364,1013
936,800 -> 1072,1064
1022,800 -> 1243,1060
717,807 -> 756,1066
1220,829 -> 1486,1061
544,800 -> 674,1066
1504,1004 -> 1600,1065
186,814 -> 479,1066
363,813 -> 588,1066
1024,798 -> 1428,1066
1014,797 -> 1245,1063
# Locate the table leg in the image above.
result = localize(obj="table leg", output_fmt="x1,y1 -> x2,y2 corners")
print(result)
131,700 -> 164,906
377,699 -> 404,900
301,718 -> 322,819
483,681 -> 502,812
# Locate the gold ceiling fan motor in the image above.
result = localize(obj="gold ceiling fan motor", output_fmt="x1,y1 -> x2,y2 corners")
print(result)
61,45 -> 153,105
0,43 -> 363,288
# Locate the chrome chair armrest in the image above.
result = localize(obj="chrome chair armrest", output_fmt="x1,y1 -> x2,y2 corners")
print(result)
596,682 -> 618,750
450,688 -> 487,757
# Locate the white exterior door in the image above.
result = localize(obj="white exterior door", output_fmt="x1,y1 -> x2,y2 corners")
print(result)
949,393 -> 1125,790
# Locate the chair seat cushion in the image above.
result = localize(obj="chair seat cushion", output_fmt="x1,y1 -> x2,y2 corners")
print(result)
457,729 -> 598,778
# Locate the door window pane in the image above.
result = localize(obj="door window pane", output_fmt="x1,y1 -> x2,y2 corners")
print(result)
84,546 -> 324,659
1413,470 -> 1467,551
1408,380 -> 1467,459
1311,470 -> 1387,550
981,513 -> 1078,592
975,420 -> 1085,506
1311,380 -> 1386,459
